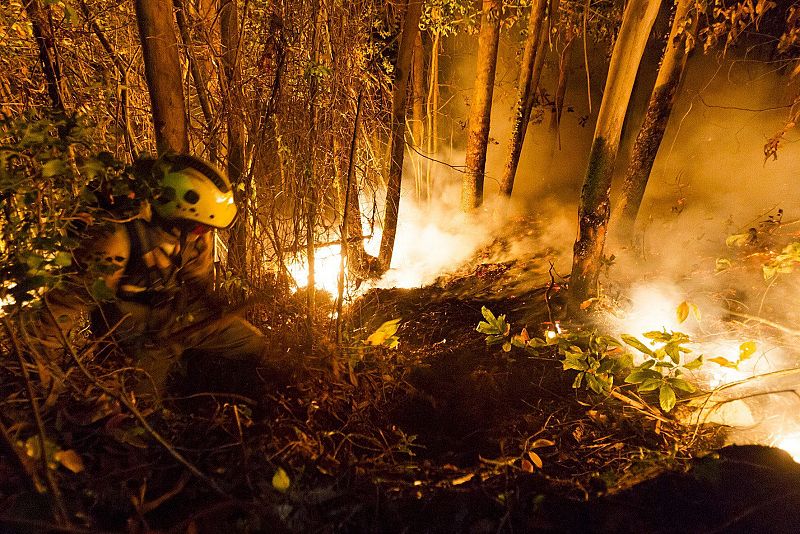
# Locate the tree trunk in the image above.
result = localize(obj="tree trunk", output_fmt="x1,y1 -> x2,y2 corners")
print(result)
569,0 -> 662,308
378,0 -> 423,270
134,0 -> 189,154
462,0 -> 502,210
173,0 -> 216,155
498,0 -> 549,197
411,31 -> 426,151
220,0 -> 248,276
411,31 -> 425,200
613,0 -> 698,243
425,31 -> 440,203
24,0 -> 65,112
550,31 -> 575,136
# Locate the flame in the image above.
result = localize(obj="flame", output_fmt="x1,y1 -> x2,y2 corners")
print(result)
774,434 -> 800,463
286,244 -> 347,295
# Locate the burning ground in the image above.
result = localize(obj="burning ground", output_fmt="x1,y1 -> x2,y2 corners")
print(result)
4,208 -> 800,533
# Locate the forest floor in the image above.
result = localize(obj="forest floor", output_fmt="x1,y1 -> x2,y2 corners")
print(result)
3,243 -> 800,533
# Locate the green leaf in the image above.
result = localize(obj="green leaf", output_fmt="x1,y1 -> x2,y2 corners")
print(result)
668,377 -> 697,393
89,278 -> 115,301
272,467 -> 291,493
41,159 -> 66,178
572,373 -> 583,389
486,334 -> 506,346
659,384 -> 677,412
621,335 -> 655,356
664,344 -> 681,365
683,355 -> 704,370
585,373 -> 603,394
53,251 -> 72,267
562,357 -> 589,371
638,378 -> 662,393
480,306 -> 496,323
476,321 -> 500,335
644,330 -> 673,343
625,368 -> 662,384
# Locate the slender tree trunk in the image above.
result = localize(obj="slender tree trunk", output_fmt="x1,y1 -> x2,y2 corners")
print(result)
220,0 -> 248,276
462,0 -> 502,210
498,0 -> 548,197
336,91 -> 363,344
24,0 -> 65,112
411,31 -> 425,200
569,0 -> 662,308
550,31 -> 575,136
135,0 -> 189,154
378,0 -> 423,270
78,0 -> 138,157
613,0 -> 698,243
173,0 -> 216,153
425,31 -> 440,202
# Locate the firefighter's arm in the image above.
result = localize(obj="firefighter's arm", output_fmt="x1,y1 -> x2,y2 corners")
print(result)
179,231 -> 215,289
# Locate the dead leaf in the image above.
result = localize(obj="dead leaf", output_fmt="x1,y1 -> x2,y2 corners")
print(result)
527,451 -> 543,469
676,301 -> 690,323
54,450 -> 84,473
521,459 -> 535,473
450,473 -> 474,485
530,438 -> 555,448
272,467 -> 291,493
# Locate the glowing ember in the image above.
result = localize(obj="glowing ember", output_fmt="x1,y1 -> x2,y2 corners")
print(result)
774,434 -> 800,463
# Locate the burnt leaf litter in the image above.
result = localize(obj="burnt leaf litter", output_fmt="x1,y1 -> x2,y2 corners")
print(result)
2,248 -> 800,533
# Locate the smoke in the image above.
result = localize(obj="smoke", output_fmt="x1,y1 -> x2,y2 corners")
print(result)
369,31 -> 800,455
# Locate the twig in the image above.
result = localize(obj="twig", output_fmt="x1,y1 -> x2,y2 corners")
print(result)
609,389 -> 671,424
2,317 -> 71,527
43,304 -> 227,496
337,89 -> 363,345
725,310 -> 800,337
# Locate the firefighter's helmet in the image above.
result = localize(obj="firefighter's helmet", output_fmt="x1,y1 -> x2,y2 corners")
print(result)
152,155 -> 237,228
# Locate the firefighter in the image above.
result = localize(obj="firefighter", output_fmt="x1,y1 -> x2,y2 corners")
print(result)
32,154 -> 280,400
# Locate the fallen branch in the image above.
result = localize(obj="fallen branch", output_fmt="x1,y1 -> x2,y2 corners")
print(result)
725,310 -> 800,337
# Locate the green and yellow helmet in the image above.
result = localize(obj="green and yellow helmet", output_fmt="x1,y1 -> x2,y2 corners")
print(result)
152,155 -> 237,228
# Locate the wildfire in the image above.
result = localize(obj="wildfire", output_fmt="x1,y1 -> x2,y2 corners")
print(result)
774,434 -> 800,462
612,282 -> 800,460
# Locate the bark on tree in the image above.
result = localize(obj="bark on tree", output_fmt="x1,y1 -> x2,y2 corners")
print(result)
378,0 -> 423,270
411,31 -> 426,200
550,31 -> 575,136
79,0 -> 138,157
569,0 -> 662,308
134,0 -> 189,154
498,0 -> 549,197
220,0 -> 248,276
411,31 -> 426,151
425,31 -> 441,202
462,0 -> 502,210
613,0 -> 698,243
24,0 -> 65,112
173,0 -> 216,156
